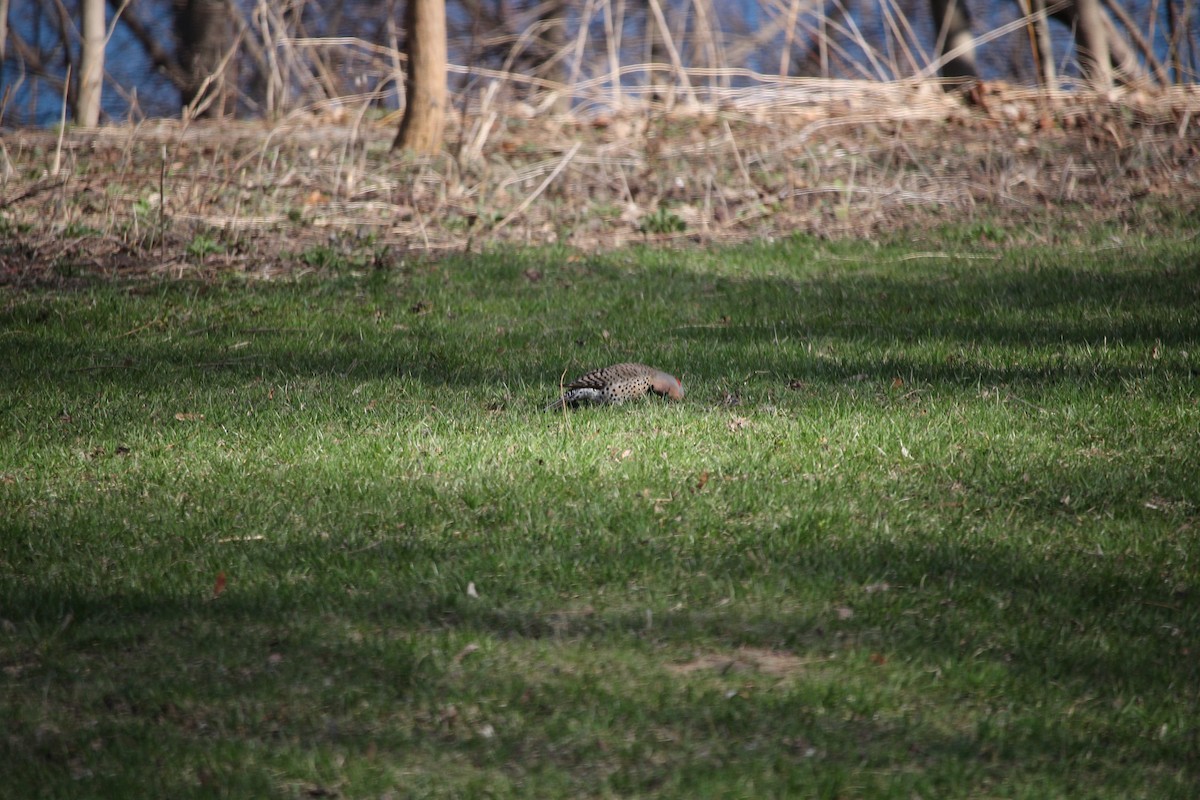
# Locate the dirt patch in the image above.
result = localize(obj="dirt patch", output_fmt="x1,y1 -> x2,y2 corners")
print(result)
667,647 -> 822,678
2,80 -> 1198,284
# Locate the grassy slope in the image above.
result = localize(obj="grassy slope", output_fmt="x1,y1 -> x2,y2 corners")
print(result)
2,228 -> 1198,798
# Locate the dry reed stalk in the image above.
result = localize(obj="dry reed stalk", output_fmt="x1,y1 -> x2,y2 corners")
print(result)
462,80 -> 500,163
53,65 -> 70,176
602,0 -> 623,109
759,0 -> 877,81
879,0 -> 927,76
3,70 -> 1197,279
829,0 -> 889,79
714,8 -> 788,72
689,0 -> 726,90
918,0 -> 1074,82
566,0 -> 599,101
1101,0 -> 1169,84
779,0 -> 804,78
646,0 -> 699,107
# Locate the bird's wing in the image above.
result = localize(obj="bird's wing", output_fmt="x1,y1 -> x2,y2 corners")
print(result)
566,363 -> 645,390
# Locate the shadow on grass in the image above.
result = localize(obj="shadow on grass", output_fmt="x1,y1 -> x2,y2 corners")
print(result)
2,516 -> 1197,794
3,238 -> 1198,398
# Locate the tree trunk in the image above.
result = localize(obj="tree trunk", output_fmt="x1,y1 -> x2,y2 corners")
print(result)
0,0 -> 10,65
175,0 -> 236,118
929,0 -> 978,87
1073,0 -> 1112,89
393,0 -> 447,154
76,0 -> 105,125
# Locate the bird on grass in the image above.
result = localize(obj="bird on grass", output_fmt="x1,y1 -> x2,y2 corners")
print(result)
545,363 -> 685,411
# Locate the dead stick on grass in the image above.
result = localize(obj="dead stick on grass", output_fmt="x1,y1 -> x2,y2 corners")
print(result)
193,356 -> 261,368
70,363 -> 138,373
119,317 -> 163,337
490,141 -> 581,237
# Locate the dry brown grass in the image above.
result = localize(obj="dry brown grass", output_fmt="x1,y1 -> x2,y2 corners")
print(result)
2,80 -> 1198,283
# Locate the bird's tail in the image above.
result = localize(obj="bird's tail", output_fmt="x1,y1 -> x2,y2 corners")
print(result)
543,395 -> 568,412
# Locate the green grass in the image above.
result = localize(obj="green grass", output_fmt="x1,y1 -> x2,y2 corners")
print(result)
2,230 -> 1199,798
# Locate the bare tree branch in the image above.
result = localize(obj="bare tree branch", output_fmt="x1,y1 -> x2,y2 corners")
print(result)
108,0 -> 189,90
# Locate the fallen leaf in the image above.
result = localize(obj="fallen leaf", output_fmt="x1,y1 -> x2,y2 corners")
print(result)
212,571 -> 227,599
870,652 -> 887,665
891,377 -> 904,389
467,581 -> 479,598
836,606 -> 854,620
523,268 -> 542,282
727,416 -> 750,432
453,643 -> 481,664
863,582 -> 891,594
694,470 -> 710,493
174,412 -> 204,421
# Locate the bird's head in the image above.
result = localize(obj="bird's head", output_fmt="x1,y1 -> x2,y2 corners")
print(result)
652,372 -> 685,401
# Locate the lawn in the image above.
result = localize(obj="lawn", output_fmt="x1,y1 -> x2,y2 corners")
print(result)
2,226 -> 1198,798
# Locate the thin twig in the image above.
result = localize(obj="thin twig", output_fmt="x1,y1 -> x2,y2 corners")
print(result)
53,65 -> 70,176
119,317 -> 163,337
0,178 -> 70,210
490,141 -> 581,236
646,0 -> 699,106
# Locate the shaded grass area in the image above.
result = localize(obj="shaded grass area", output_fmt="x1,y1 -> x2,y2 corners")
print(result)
2,230 -> 1199,797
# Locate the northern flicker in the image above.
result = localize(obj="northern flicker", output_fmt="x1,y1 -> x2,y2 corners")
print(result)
545,363 -> 685,411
